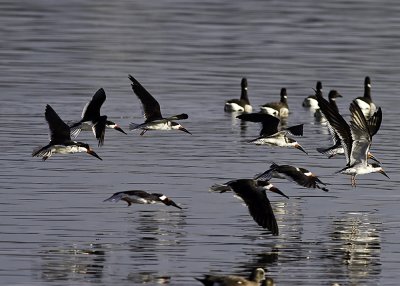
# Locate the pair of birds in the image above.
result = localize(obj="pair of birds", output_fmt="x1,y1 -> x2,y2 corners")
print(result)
313,87 -> 388,187
210,163 -> 328,236
224,78 -> 289,118
303,77 -> 377,119
32,75 -> 191,161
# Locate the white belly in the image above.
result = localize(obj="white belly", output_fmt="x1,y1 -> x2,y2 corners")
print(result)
53,145 -> 87,154
224,102 -> 244,112
259,106 -> 279,117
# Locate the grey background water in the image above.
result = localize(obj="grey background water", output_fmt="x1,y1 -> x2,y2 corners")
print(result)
1,0 -> 400,285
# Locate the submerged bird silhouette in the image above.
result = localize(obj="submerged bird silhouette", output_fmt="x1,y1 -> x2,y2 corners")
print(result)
69,88 -> 127,146
128,75 -> 191,136
32,105 -> 102,161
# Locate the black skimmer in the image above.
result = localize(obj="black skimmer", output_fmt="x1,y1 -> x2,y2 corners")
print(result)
256,163 -> 329,192
224,78 -> 252,113
210,179 -> 288,236
32,105 -> 102,161
104,190 -> 182,209
260,88 -> 289,117
314,90 -> 342,121
316,90 -> 380,163
237,113 -> 307,154
353,76 -> 377,118
69,88 -> 127,146
315,91 -> 388,187
302,81 -> 322,108
195,268 -> 268,286
128,75 -> 191,136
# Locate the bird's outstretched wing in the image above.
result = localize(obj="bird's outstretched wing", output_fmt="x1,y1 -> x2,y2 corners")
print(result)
128,75 -> 162,121
45,105 -> 71,143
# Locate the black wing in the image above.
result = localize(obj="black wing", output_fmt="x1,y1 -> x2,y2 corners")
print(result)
93,115 -> 107,146
366,107 -> 382,137
237,113 -> 280,136
45,105 -> 71,143
231,180 -> 279,235
128,75 -> 162,121
316,91 -> 352,165
81,88 -> 106,121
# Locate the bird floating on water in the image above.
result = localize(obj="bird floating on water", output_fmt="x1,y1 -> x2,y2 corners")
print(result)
302,81 -> 322,109
255,163 -> 329,192
195,268 -> 271,286
128,75 -> 191,136
32,105 -> 102,161
69,88 -> 127,146
237,113 -> 307,154
260,87 -> 289,118
104,190 -> 182,209
353,76 -> 377,118
210,179 -> 288,236
224,77 -> 252,113
315,90 -> 388,187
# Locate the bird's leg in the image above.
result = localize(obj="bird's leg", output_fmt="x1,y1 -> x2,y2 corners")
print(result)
351,175 -> 356,187
140,129 -> 147,136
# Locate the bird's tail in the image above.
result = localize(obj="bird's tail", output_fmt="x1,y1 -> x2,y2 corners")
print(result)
209,184 -> 232,193
32,145 -> 51,160
69,122 -> 82,138
285,124 -> 304,136
129,122 -> 144,131
103,192 -> 124,203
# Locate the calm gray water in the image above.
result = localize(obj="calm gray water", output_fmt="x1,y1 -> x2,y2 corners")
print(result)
1,0 -> 400,285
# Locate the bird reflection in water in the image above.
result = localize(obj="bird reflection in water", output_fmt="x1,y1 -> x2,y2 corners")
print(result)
325,213 -> 381,283
39,244 -> 105,282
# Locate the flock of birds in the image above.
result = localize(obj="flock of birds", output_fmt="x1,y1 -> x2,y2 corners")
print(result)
32,75 -> 388,285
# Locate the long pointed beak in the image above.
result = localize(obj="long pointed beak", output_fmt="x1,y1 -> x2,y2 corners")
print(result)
269,186 -> 289,199
170,200 -> 182,209
179,126 -> 192,135
295,143 -> 308,155
87,149 -> 102,160
368,152 -> 381,164
114,125 -> 127,135
380,168 -> 390,179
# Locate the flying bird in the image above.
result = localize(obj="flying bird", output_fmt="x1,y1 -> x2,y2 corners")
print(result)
128,75 -> 191,135
255,163 -> 329,192
104,190 -> 182,209
237,113 -> 307,154
315,91 -> 388,186
69,88 -> 127,146
32,105 -> 102,161
210,179 -> 288,236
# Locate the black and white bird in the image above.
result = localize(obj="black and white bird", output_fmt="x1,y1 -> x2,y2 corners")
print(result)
195,268 -> 269,286
32,105 -> 102,161
260,88 -> 289,117
224,78 -> 252,113
302,81 -> 323,109
353,76 -> 377,118
209,179 -> 288,236
256,163 -> 329,192
314,90 -> 342,122
104,190 -> 182,209
237,113 -> 307,154
315,91 -> 388,187
69,88 -> 127,146
128,75 -> 191,136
